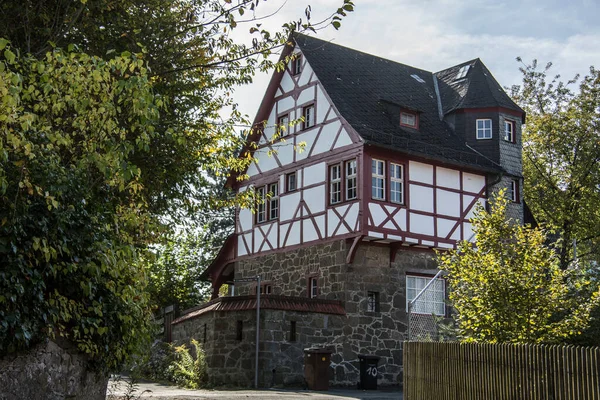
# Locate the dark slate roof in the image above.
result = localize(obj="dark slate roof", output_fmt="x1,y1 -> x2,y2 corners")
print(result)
172,295 -> 346,324
293,34 -> 520,172
435,59 -> 525,115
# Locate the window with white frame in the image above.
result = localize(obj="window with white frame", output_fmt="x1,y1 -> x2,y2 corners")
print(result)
509,179 -> 519,203
346,160 -> 357,200
286,172 -> 297,192
329,164 -> 342,204
406,275 -> 445,316
292,54 -> 302,75
390,163 -> 404,204
256,186 -> 266,223
255,183 -> 279,224
278,114 -> 290,137
400,111 -> 417,128
372,159 -> 385,200
504,120 -> 515,142
308,277 -> 318,298
476,119 -> 492,139
303,104 -> 315,129
269,182 -> 279,220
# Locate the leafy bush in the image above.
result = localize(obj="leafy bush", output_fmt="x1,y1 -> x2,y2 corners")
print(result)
169,339 -> 207,389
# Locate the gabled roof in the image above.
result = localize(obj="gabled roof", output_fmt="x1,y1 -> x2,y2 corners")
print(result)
293,34 -> 523,172
435,58 -> 525,117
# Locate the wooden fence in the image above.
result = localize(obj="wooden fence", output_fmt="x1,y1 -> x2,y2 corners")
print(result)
403,341 -> 600,400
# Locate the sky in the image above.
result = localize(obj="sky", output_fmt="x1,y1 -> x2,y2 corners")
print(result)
230,0 -> 600,121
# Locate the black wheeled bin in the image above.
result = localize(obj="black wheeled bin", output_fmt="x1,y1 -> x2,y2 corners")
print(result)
304,347 -> 333,391
358,354 -> 380,390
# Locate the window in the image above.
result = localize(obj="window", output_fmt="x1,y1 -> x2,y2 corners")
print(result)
236,320 -> 243,341
308,277 -> 318,298
509,179 -> 519,203
406,275 -> 445,316
286,172 -> 297,192
292,54 -> 302,75
289,321 -> 297,342
372,159 -> 385,200
269,183 -> 279,220
260,284 -> 272,295
455,65 -> 470,80
390,163 -> 404,204
255,183 -> 279,224
329,164 -> 342,204
303,104 -> 315,130
504,120 -> 515,142
346,160 -> 357,200
256,186 -> 266,223
367,291 -> 380,312
400,111 -> 417,128
476,119 -> 492,139
278,114 -> 290,137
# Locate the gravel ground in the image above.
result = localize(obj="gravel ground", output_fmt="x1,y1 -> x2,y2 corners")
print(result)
106,378 -> 403,400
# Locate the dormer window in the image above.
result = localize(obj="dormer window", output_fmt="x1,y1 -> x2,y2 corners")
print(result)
291,54 -> 302,75
476,119 -> 492,139
400,111 -> 418,128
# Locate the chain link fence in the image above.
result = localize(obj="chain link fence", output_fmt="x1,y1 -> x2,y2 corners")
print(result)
407,271 -> 456,342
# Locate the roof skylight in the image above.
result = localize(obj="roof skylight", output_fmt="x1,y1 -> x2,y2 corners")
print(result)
411,74 -> 426,84
455,65 -> 470,80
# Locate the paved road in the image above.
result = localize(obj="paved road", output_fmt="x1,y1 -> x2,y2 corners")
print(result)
107,378 -> 403,400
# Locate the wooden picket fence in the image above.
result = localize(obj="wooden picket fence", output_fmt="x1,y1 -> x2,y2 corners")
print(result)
403,341 -> 600,400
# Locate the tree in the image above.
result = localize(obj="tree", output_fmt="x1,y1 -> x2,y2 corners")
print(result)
510,60 -> 600,270
437,191 -> 600,344
0,0 -> 354,372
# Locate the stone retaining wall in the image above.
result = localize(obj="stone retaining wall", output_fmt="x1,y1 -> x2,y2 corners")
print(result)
0,339 -> 108,400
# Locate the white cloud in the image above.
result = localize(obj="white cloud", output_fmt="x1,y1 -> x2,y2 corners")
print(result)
231,0 -> 600,120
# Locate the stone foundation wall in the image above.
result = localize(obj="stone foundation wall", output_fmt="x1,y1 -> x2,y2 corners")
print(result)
0,339 -> 108,400
172,308 -> 347,387
191,240 -> 438,387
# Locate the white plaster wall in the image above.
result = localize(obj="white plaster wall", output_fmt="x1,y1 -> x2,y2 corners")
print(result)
316,86 -> 328,124
239,209 -> 253,232
436,218 -> 456,238
287,221 -> 301,245
294,129 -> 318,162
303,162 -> 326,186
279,224 -> 289,247
297,87 -> 314,106
277,96 -> 295,113
247,162 -> 259,177
303,219 -> 319,242
463,172 -> 485,193
345,203 -> 359,231
327,209 -> 340,237
410,185 -> 434,213
314,215 -> 325,237
271,140 -> 294,165
409,213 -> 434,236
409,161 -> 434,184
334,129 -> 353,148
298,61 -> 313,87
312,120 -> 340,155
436,167 -> 460,189
436,189 -> 460,217
280,71 -> 294,94
303,185 -> 326,214
369,203 -> 387,227
280,192 -> 301,221
253,148 -> 278,173
237,237 -> 248,256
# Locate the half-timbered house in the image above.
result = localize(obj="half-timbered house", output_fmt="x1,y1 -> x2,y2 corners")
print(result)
172,34 -> 525,387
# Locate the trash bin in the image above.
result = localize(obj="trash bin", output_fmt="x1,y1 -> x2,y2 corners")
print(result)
358,354 -> 380,390
304,347 -> 333,391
